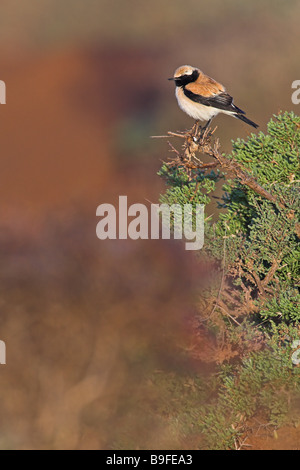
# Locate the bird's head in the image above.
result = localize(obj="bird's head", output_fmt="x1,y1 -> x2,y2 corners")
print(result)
168,65 -> 200,87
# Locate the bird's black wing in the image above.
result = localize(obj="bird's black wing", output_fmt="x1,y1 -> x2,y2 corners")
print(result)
183,89 -> 246,114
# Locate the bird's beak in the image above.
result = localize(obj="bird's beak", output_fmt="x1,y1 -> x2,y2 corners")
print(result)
168,77 -> 175,81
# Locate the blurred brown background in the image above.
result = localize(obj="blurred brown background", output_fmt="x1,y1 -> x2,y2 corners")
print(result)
0,0 -> 299,449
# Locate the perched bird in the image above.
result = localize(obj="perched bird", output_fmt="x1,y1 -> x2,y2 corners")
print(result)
169,65 -> 258,129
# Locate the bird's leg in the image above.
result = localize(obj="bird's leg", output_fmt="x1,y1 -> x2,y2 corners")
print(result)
190,120 -> 200,137
202,118 -> 212,131
198,118 -> 214,141
194,119 -> 201,135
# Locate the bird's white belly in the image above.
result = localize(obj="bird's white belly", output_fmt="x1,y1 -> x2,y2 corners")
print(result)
175,87 -> 219,122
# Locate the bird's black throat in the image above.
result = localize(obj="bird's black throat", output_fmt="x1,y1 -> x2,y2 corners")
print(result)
174,69 -> 199,87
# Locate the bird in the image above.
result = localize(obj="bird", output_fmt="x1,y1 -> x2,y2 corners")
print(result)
168,65 -> 258,129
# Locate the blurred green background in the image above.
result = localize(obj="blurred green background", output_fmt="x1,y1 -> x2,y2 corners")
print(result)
0,0 -> 299,449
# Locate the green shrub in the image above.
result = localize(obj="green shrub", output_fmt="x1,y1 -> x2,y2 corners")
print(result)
158,111 -> 300,448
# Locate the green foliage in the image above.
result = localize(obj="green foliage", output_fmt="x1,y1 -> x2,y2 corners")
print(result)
216,112 -> 300,249
259,290 -> 300,324
229,111 -> 299,185
158,164 -> 221,208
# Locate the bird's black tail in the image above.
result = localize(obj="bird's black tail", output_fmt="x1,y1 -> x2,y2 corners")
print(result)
235,113 -> 259,129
